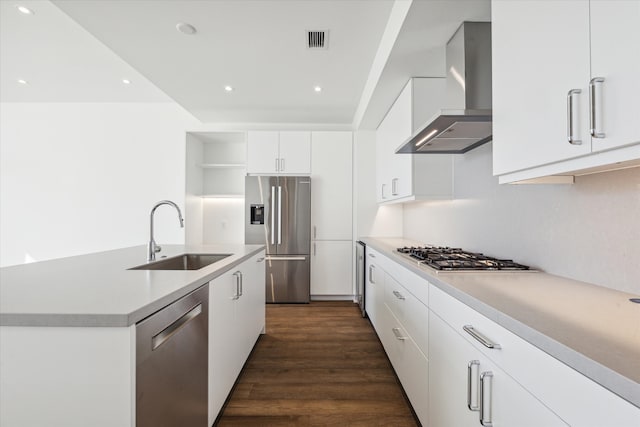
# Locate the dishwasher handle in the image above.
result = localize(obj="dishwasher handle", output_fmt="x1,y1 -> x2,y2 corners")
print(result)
152,303 -> 202,350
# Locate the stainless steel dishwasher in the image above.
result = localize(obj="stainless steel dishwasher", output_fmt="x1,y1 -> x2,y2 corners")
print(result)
136,284 -> 208,427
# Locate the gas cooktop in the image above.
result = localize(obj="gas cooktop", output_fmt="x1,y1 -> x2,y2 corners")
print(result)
397,246 -> 531,271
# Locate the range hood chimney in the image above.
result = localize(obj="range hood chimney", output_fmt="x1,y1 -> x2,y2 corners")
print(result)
396,22 -> 492,154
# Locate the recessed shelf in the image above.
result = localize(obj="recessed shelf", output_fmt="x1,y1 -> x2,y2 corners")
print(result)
200,163 -> 246,169
202,194 -> 245,199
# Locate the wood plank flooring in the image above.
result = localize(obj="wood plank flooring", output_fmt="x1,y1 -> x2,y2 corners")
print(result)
215,301 -> 419,426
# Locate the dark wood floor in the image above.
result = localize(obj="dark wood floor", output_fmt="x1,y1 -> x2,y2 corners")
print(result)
215,301 -> 419,426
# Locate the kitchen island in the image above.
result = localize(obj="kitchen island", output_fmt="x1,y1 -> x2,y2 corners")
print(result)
362,237 -> 640,426
0,244 -> 265,427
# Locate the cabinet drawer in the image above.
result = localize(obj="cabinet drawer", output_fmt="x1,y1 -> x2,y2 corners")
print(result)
429,284 -> 640,426
381,306 -> 429,425
384,274 -> 428,357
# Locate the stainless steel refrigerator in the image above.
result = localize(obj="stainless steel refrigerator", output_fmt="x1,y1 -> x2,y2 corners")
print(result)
245,176 -> 311,303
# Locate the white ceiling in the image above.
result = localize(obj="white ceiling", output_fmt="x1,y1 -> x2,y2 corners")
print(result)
1,0 -> 491,129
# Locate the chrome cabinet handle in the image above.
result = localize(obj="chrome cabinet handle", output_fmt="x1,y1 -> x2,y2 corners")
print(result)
381,184 -> 387,199
369,253 -> 376,258
277,186 -> 282,245
392,290 -> 405,300
313,226 -> 317,239
392,178 -> 399,196
239,272 -> 243,297
313,242 -> 316,256
589,77 -> 606,138
369,265 -> 375,284
270,186 -> 276,245
479,371 -> 494,427
392,327 -> 407,340
257,257 -> 265,262
275,158 -> 279,172
232,271 -> 241,300
567,88 -> 582,145
152,304 -> 202,350
463,325 -> 501,349
467,360 -> 480,411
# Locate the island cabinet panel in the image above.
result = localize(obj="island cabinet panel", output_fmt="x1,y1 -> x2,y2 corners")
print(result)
208,251 -> 266,424
0,326 -> 135,427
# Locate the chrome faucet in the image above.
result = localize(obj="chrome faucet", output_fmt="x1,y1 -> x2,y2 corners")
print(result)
148,200 -> 184,261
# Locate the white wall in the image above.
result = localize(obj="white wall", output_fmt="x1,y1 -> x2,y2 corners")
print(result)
0,102 -> 199,267
403,142 -> 640,294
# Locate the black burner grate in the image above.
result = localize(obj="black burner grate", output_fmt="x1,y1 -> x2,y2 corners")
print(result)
396,246 -> 530,271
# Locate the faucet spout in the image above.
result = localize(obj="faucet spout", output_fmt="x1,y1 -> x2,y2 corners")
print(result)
148,200 -> 184,261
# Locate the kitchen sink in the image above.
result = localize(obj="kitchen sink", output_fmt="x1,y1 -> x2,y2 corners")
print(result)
129,253 -> 232,270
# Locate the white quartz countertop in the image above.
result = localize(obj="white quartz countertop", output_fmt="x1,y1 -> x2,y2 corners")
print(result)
0,244 -> 265,327
360,237 -> 640,409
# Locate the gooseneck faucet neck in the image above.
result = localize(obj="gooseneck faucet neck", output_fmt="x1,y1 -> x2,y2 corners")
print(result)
148,200 -> 184,261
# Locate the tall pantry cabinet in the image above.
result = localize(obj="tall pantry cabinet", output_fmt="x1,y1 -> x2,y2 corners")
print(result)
310,131 -> 354,298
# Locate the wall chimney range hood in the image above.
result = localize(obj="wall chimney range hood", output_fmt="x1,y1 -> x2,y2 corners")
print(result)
396,22 -> 492,154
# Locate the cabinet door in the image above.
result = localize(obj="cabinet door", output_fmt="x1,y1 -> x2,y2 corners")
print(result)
278,131 -> 311,174
492,0 -> 591,175
208,271 -> 240,424
247,131 -> 279,174
237,253 -> 266,359
365,251 -> 383,329
311,131 -> 353,240
376,81 -> 413,201
429,310 -> 567,427
310,241 -> 353,296
590,0 -> 640,152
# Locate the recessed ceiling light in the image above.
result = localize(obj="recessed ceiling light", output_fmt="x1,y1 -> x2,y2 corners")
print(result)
122,79 -> 131,85
224,85 -> 234,92
16,5 -> 34,15
314,86 -> 322,93
176,22 -> 197,35
17,79 -> 28,85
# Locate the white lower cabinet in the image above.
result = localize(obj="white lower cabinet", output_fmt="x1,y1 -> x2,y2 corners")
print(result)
364,249 -> 385,331
428,309 -> 567,427
209,252 -> 266,424
310,240 -> 353,297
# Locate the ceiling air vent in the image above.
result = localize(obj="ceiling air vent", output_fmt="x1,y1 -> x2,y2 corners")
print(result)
307,30 -> 328,49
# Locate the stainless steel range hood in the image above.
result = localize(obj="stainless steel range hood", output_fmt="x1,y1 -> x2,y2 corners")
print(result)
396,22 -> 492,154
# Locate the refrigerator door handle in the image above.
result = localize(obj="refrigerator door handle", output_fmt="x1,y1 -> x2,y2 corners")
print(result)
270,186 -> 276,245
277,185 -> 282,245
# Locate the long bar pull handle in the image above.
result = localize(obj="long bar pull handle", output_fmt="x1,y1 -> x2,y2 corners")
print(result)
313,226 -> 317,239
275,158 -> 279,172
381,184 -> 387,199
392,178 -> 399,196
369,265 -> 375,283
239,272 -> 243,297
152,303 -> 202,350
270,186 -> 276,245
277,186 -> 282,245
589,77 -> 606,138
479,371 -> 494,427
392,290 -> 405,300
463,325 -> 501,349
567,89 -> 582,145
467,360 -> 480,411
232,271 -> 241,300
280,158 -> 285,171
392,327 -> 407,340
313,242 -> 316,256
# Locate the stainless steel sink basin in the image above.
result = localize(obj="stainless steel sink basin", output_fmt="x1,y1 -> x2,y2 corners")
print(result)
129,253 -> 231,270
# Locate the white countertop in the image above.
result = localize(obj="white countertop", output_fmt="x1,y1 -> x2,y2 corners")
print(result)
0,244 -> 265,327
360,237 -> 640,409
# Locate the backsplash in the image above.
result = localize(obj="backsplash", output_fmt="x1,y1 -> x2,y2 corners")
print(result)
403,142 -> 640,294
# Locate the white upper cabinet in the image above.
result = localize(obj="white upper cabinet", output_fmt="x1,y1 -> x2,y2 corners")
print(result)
492,0 -> 640,183
310,131 -> 353,240
247,131 -> 311,175
376,78 -> 453,203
